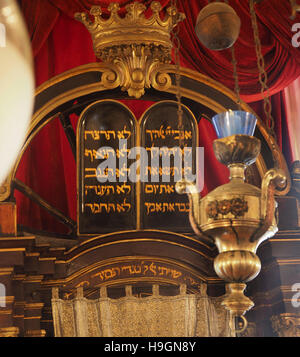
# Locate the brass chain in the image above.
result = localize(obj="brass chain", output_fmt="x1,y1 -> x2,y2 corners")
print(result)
224,0 -> 242,109
249,0 -> 276,139
230,45 -> 242,109
171,0 -> 184,150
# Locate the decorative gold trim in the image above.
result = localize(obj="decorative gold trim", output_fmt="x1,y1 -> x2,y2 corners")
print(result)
92,277 -> 201,290
0,296 -> 15,304
0,267 -> 14,275
25,329 -> 46,337
0,327 -> 19,337
25,252 -> 40,257
35,63 -> 104,96
23,275 -> 44,283
38,257 -> 56,261
41,255 -> 221,287
75,229 -> 213,250
277,259 -> 300,265
0,236 -> 34,242
65,238 -> 213,264
0,248 -> 25,253
0,310 -> 13,315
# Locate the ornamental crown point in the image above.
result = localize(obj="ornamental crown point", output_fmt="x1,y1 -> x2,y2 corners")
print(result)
74,1 -> 185,99
74,1 -> 185,59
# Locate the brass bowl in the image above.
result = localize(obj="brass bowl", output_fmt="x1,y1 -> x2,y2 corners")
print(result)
213,135 -> 261,167
214,250 -> 261,283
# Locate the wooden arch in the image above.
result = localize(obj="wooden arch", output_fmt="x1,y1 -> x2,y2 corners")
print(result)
0,62 -> 291,238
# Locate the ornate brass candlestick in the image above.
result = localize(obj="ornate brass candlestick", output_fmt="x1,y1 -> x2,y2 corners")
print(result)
176,115 -> 287,330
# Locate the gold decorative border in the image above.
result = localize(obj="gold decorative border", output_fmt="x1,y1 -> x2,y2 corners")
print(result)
42,255 -> 221,288
69,229 -> 214,253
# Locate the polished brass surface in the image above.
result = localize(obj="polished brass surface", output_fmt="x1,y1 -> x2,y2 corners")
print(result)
214,251 -> 261,283
75,2 -> 185,98
177,134 -> 287,320
223,283 -> 254,317
195,2 -> 241,50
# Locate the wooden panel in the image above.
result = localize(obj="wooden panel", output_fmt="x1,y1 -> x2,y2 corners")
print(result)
0,203 -> 17,236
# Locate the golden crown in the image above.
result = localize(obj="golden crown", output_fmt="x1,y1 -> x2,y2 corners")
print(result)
75,1 -> 185,59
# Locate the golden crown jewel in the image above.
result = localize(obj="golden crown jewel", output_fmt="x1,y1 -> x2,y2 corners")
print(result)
75,1 -> 185,59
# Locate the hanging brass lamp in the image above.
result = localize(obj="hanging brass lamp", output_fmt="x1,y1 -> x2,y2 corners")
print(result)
178,0 -> 287,333
176,111 -> 287,331
195,1 -> 241,50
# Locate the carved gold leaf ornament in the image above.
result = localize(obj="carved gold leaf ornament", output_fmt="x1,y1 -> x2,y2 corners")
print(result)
75,1 -> 185,98
271,314 -> 300,337
206,198 -> 248,219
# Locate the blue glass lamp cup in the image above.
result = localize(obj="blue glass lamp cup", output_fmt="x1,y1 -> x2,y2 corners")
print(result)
212,111 -> 257,139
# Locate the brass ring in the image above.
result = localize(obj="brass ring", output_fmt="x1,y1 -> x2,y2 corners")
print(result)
229,315 -> 248,335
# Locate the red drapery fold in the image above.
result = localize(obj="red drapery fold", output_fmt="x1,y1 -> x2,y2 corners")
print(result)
15,0 -> 300,234
20,0 -> 60,57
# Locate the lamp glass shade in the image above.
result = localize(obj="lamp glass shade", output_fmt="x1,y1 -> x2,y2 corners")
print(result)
212,111 -> 257,138
0,0 -> 34,185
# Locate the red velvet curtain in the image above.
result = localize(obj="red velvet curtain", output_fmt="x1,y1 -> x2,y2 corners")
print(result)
16,0 -> 300,234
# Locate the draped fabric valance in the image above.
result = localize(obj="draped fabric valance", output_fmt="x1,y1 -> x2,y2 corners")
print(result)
20,0 -> 300,101
51,285 -> 234,337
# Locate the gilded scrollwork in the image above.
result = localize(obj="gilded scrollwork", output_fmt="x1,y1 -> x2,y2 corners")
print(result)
100,66 -> 121,90
271,314 -> 300,337
0,175 -> 12,202
96,43 -> 173,99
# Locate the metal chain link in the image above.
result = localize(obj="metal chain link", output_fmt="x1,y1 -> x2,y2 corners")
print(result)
224,0 -> 242,109
249,0 -> 277,140
171,0 -> 184,150
230,45 -> 242,110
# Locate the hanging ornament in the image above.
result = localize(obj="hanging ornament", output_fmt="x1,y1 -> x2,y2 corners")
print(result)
195,1 -> 241,51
